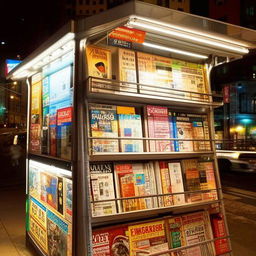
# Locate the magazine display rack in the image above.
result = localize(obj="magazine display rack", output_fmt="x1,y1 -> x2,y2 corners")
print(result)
8,2 -> 256,256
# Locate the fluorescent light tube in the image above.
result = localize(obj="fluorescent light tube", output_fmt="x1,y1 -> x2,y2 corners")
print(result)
129,18 -> 249,54
143,42 -> 208,59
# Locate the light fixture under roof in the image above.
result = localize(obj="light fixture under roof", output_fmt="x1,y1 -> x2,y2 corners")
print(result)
143,42 -> 208,59
128,16 -> 249,55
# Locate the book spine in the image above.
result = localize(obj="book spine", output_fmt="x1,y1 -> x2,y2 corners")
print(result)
172,113 -> 179,152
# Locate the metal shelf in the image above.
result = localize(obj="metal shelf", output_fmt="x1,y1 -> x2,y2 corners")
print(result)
87,77 -> 223,109
89,151 -> 214,162
92,200 -> 220,227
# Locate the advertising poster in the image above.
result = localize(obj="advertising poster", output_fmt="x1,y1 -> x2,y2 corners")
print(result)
29,197 -> 48,253
30,73 -> 42,153
47,210 -> 69,256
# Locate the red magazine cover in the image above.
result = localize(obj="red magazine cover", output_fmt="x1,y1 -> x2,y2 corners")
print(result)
211,214 -> 230,255
92,225 -> 129,256
146,105 -> 171,152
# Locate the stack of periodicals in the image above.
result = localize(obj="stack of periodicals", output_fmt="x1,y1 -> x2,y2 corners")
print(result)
92,210 -> 230,256
86,45 -> 208,103
90,158 -> 217,217
89,104 -> 211,154
28,163 -> 72,255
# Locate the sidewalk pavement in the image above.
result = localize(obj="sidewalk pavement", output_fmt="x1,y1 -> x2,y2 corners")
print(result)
0,187 -> 35,256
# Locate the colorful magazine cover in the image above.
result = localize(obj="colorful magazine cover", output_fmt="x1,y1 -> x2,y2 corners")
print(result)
146,105 -> 171,152
57,177 -> 64,215
90,162 -> 117,217
198,160 -> 218,201
128,220 -> 170,256
29,165 -> 40,199
47,210 -> 69,256
40,172 -> 58,210
56,107 -> 72,160
114,163 -> 157,213
93,225 -> 129,256
117,106 -> 143,152
89,104 -> 119,153
65,178 -> 72,223
181,159 -> 202,203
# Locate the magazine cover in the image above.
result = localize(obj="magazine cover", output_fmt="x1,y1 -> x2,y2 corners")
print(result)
29,165 -> 40,199
47,210 -> 69,256
210,214 -> 230,255
181,159 -> 202,203
158,161 -> 173,207
168,162 -> 185,205
86,45 -> 112,79
40,172 -> 58,210
176,113 -> 193,152
29,196 -> 48,253
182,211 -> 213,256
146,105 -> 171,152
56,107 -> 72,160
118,48 -> 137,93
114,163 -> 157,212
203,116 -> 211,151
57,177 -> 64,215
188,114 -> 205,151
166,216 -> 187,256
172,59 -> 206,100
30,123 -> 41,154
198,160 -> 218,201
90,162 -> 117,217
89,104 -> 119,153
65,178 -> 72,223
117,106 -> 143,152
137,52 -> 173,97
128,220 -> 170,256
49,113 -> 57,157
93,225 -> 129,256
42,106 -> 50,154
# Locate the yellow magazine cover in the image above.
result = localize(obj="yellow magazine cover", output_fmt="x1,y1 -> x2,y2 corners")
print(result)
128,220 -> 170,256
86,45 -> 112,79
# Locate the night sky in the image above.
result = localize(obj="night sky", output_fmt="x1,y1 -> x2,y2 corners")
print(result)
0,0 -> 66,63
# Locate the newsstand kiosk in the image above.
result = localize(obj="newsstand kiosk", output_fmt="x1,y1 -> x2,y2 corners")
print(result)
8,1 -> 256,256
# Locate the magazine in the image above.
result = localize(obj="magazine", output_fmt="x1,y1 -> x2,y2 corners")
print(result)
146,105 -> 171,152
65,178 -> 72,223
89,104 -> 119,153
90,162 -> 117,217
117,106 -> 143,152
181,159 -> 202,203
114,163 -> 157,212
92,225 -> 129,256
29,165 -> 40,199
40,172 -> 58,210
128,220 -> 170,256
